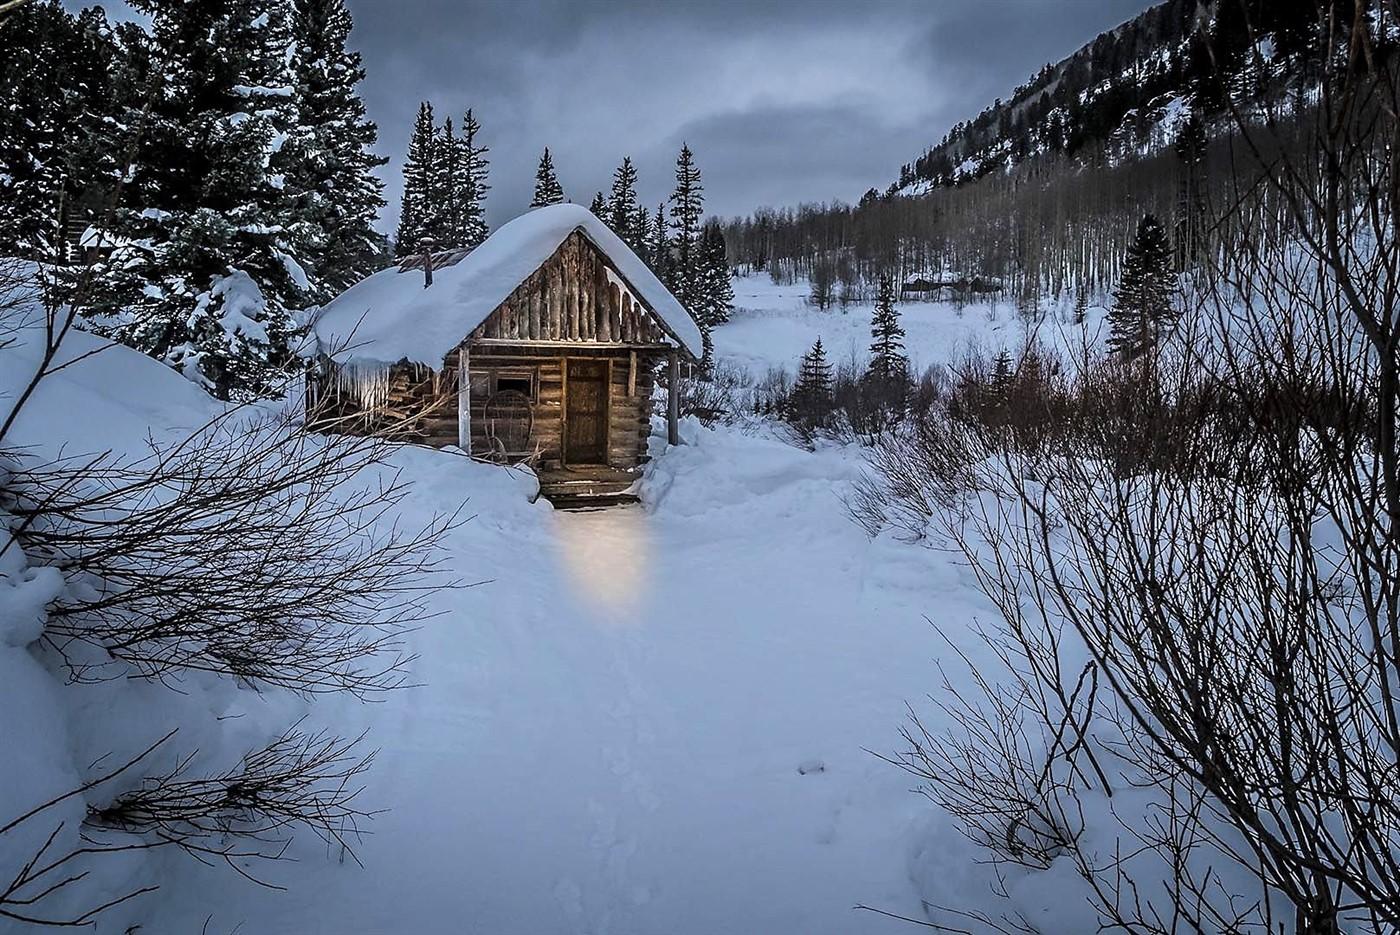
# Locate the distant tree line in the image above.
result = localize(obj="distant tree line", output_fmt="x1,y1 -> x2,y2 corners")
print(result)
724,108 -> 1307,313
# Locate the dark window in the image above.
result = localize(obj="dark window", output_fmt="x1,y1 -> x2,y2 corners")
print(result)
496,375 -> 533,397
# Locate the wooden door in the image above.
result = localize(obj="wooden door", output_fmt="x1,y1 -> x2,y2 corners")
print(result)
565,359 -> 608,463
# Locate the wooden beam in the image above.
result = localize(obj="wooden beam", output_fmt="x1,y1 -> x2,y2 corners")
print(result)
604,358 -> 613,467
628,350 -> 637,398
560,357 -> 570,465
468,338 -> 672,350
457,344 -> 472,454
667,348 -> 681,446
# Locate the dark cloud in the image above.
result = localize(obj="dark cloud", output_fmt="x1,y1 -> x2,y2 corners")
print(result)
74,0 -> 1160,229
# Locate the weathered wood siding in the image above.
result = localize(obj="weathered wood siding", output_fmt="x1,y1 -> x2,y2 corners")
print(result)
313,351 -> 658,469
438,350 -> 658,468
469,230 -> 670,346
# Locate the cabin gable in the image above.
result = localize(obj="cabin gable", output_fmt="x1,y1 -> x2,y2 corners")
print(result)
466,230 -> 672,349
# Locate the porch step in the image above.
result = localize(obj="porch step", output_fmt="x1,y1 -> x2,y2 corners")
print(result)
537,466 -> 641,510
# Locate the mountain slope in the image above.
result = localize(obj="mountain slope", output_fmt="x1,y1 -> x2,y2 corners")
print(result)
892,0 -> 1317,194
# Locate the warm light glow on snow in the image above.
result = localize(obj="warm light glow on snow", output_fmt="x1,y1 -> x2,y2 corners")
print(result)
553,508 -> 650,621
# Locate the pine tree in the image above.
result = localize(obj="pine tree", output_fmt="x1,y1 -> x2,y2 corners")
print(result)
1109,214 -> 1176,359
990,348 -> 1015,414
396,102 -> 437,256
631,203 -> 652,263
1073,285 -> 1089,325
588,191 -> 608,217
668,144 -> 704,310
88,0 -> 308,400
429,115 -> 460,246
457,108 -> 489,248
280,0 -> 386,298
790,337 -> 833,425
609,156 -> 640,247
530,147 -> 564,207
697,218 -> 732,328
649,202 -> 670,283
867,274 -> 908,389
0,1 -> 125,260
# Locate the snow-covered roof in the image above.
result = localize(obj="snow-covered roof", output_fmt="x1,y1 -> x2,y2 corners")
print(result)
311,204 -> 704,365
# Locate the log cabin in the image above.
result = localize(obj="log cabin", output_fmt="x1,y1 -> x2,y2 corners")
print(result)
306,204 -> 704,506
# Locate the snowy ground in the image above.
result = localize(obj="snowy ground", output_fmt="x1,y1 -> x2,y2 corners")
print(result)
5,275 -> 1097,933
716,274 -> 1108,377
140,424 -> 996,935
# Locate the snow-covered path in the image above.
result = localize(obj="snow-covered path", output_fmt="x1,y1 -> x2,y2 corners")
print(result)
147,426 -> 987,934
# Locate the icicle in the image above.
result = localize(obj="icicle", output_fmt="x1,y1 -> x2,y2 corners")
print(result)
334,360 -> 394,415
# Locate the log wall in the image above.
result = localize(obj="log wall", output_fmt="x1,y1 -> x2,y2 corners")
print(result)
315,350 -> 659,469
469,230 -> 669,346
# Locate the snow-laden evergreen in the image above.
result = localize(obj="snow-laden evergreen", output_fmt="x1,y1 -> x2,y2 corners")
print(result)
0,2 -> 126,261
281,0 -> 387,299
82,0 -> 308,400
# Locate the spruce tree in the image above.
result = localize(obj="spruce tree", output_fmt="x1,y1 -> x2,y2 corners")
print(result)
649,203 -> 670,283
609,156 -> 640,247
281,0 -> 386,297
867,274 -> 908,389
990,348 -> 1015,413
430,115 -> 461,246
530,147 -> 565,207
396,101 -> 437,256
88,0 -> 308,400
1073,285 -> 1089,325
698,218 -> 732,328
631,203 -> 652,263
0,1 -> 125,260
457,108 -> 490,248
668,143 -> 704,310
790,337 -> 833,425
588,191 -> 608,217
1109,214 -> 1176,359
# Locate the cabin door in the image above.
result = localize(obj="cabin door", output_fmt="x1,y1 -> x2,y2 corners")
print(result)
565,359 -> 608,464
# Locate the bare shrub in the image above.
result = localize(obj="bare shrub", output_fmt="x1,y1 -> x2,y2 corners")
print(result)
88,725 -> 376,877
0,733 -> 174,928
679,359 -> 753,426
887,8 -> 1400,931
4,411 -> 458,694
1,267 -> 458,924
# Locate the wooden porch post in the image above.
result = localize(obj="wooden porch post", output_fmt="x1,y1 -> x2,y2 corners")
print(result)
667,348 -> 681,446
457,342 -> 471,454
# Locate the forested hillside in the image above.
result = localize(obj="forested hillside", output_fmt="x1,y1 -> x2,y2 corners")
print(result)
722,0 -> 1324,307
893,0 -> 1316,192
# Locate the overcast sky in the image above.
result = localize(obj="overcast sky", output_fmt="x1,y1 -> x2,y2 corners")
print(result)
81,0 -> 1160,230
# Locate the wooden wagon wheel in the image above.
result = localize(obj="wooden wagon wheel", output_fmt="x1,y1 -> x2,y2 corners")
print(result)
482,389 -> 534,462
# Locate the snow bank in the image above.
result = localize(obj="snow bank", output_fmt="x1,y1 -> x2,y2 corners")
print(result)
312,204 -> 705,365
1,287 -> 546,931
